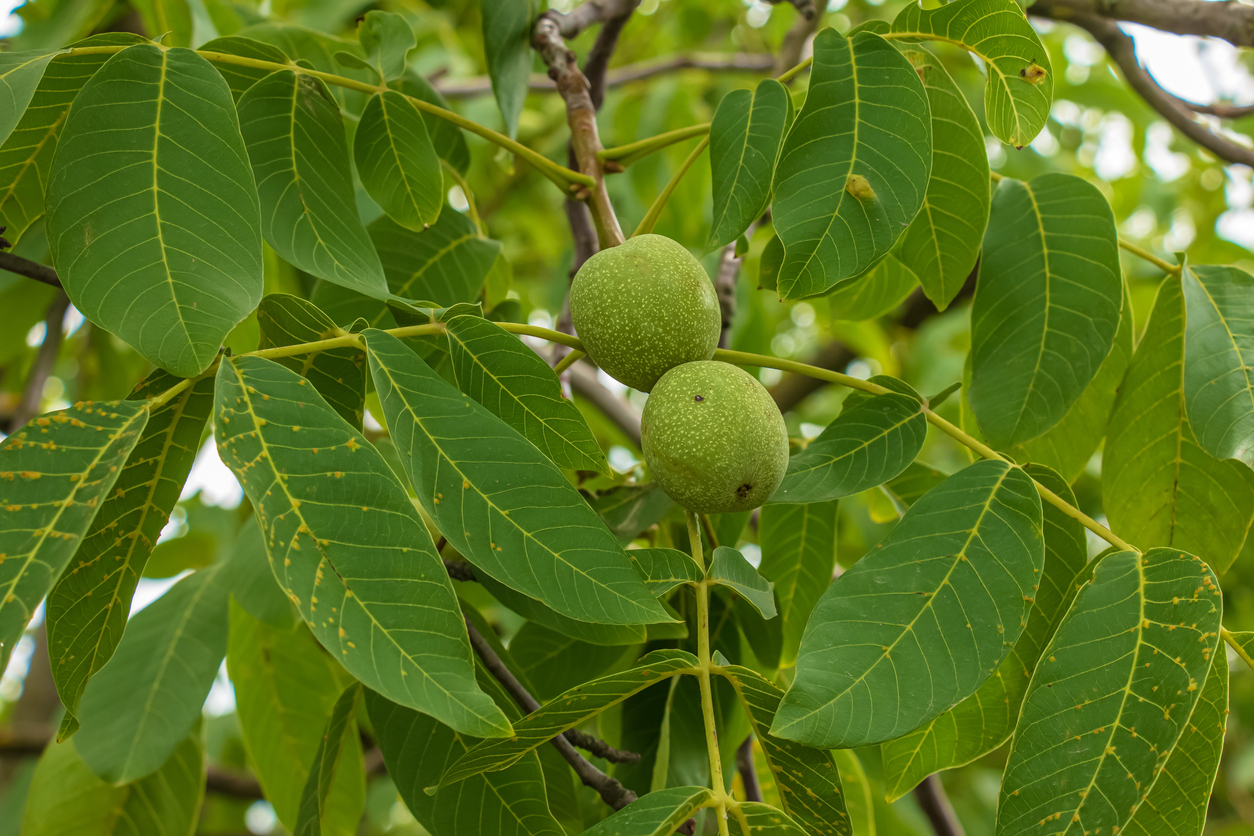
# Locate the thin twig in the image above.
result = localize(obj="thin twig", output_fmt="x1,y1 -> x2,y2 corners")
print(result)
1176,98 -> 1254,119
632,136 -> 710,237
0,251 -> 63,289
736,736 -> 763,803
775,1 -> 823,75
768,340 -> 856,414
1027,0 -> 1254,48
1050,10 -> 1254,167
436,54 -> 775,98
10,292 -> 70,433
585,0 -> 640,110
714,219 -> 759,348
766,0 -> 817,20
462,617 -> 639,809
914,774 -> 966,836
568,360 -> 642,447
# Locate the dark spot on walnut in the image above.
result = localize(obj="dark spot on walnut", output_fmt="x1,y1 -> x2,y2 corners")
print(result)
736,483 -> 752,499
694,394 -> 704,402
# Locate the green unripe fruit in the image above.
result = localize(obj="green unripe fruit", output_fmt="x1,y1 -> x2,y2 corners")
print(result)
569,234 -> 720,392
642,361 -> 789,514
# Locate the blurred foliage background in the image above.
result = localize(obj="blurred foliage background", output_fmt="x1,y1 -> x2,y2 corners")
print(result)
2,0 -> 1254,833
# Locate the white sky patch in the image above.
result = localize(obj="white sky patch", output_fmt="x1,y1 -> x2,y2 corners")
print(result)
181,436 -> 244,508
1094,113 -> 1137,180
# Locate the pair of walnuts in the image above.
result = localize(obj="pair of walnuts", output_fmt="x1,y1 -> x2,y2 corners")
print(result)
570,235 -> 789,515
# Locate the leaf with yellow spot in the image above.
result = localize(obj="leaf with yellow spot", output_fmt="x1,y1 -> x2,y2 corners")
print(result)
0,400 -> 147,673
996,548 -> 1222,836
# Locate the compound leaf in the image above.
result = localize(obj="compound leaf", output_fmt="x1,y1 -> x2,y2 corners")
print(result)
47,373 -> 212,739
445,315 -> 607,473
363,328 -> 669,626
214,354 -> 510,737
355,90 -> 443,232
1181,262 -> 1254,466
772,28 -> 931,299
46,44 -> 263,377
237,69 -> 386,297
772,393 -> 926,504
73,565 -> 228,784
707,78 -> 789,251
0,400 -> 147,672
969,173 -> 1122,448
996,548 -> 1222,836
773,460 -> 1043,748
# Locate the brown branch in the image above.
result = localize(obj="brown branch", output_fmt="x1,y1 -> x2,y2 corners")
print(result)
1050,10 -> 1254,168
533,12 -> 626,247
10,291 -> 70,433
715,219 -> 760,349
914,774 -> 965,836
585,1 -> 640,110
0,251 -> 63,289
775,2 -> 823,75
205,765 -> 264,798
1176,98 -> 1254,119
462,617 -> 639,810
1027,0 -> 1254,47
767,0 -> 817,21
736,736 -> 763,803
568,360 -> 642,447
435,54 -> 775,98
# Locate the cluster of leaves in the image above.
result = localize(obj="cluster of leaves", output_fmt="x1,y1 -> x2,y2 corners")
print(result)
2,0 -> 1254,835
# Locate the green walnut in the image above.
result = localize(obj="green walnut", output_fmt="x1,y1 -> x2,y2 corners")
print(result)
642,361 -> 789,514
570,234 -> 720,392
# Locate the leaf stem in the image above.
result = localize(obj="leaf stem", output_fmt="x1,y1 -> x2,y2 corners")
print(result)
63,44 -> 593,192
633,136 -> 711,237
552,349 -> 585,376
441,161 -> 483,236
687,508 -> 732,836
775,55 -> 812,84
1222,626 -> 1253,670
598,122 -> 711,166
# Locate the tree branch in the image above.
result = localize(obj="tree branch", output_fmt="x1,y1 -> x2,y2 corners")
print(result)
568,360 -> 642,447
914,774 -> 966,836
435,54 -> 775,98
585,1 -> 640,109
1027,0 -> 1254,47
10,292 -> 70,433
776,2 -> 823,74
0,251 -> 63,289
533,8 -> 628,248
462,617 -> 639,810
1175,98 -> 1254,120
767,0 -> 817,21
736,736 -> 763,803
1048,10 -> 1254,168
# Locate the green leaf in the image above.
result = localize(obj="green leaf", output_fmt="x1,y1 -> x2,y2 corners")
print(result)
380,211 -> 500,304
294,683 -> 364,836
46,44 -> 264,377
438,649 -> 699,788
355,91 -> 443,232
353,11 -> 415,82
198,36 -> 291,101
1181,262 -> 1254,466
771,28 -> 931,300
47,374 -> 213,739
257,293 -> 365,428
969,173 -> 1122,448
590,483 -> 675,545
720,665 -> 851,836
1008,280 -> 1134,482
629,547 -> 703,595
773,460 -> 1043,748
0,34 -> 147,247
510,620 -> 635,701
1122,652 -> 1227,836
23,732 -> 205,836
894,48 -> 990,310
709,547 -> 776,619
732,803 -> 809,835
391,70 -> 471,175
481,0 -> 535,139
0,400 -> 148,672
1104,277 -> 1254,573
758,501 -> 838,668
881,464 -> 1087,800
827,256 -> 920,322
227,602 -> 363,832
237,69 -> 387,297
363,328 -> 669,626
446,315 -> 608,473
130,0 -> 192,47
707,78 -> 789,251
758,233 -> 784,293
224,520 -> 296,627
0,49 -> 62,146
996,548 -> 1223,836
237,23 -> 371,112
214,353 -> 511,737
366,682 -> 569,836
831,750 -> 875,836
581,786 -> 714,836
887,0 -> 1052,147
476,571 -> 649,646
773,393 -> 926,504
74,565 -> 228,783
